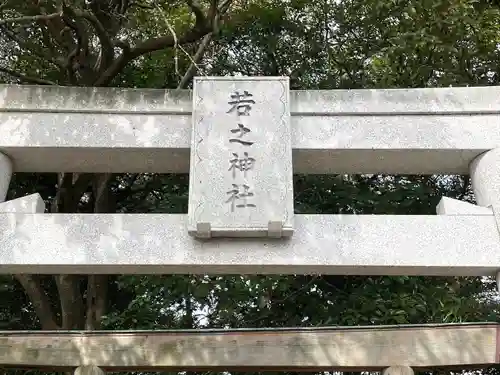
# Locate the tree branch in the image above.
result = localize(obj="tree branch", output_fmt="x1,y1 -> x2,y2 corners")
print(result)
93,0 -> 228,86
85,275 -> 108,330
219,0 -> 232,14
129,1 -> 153,10
30,1 -> 75,53
94,24 -> 211,86
55,275 -> 84,330
82,174 -> 114,330
0,12 -> 60,25
75,10 -> 114,74
51,173 -> 92,213
60,3 -> 91,84
93,173 -> 114,213
177,32 -> 212,89
51,173 -> 71,213
0,66 -> 56,85
113,173 -> 140,207
186,0 -> 208,29
46,174 -> 93,331
0,25 -> 65,70
15,275 -> 59,330
72,173 -> 94,204
175,0 -> 231,89
28,1 -> 61,60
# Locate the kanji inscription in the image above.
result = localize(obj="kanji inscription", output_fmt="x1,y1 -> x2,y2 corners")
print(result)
188,77 -> 294,238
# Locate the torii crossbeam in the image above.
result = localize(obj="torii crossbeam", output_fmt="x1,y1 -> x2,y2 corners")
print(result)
0,81 -> 499,276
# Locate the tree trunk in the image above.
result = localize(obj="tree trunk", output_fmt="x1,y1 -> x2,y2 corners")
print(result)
5,0 -> 230,333
16,173 -> 114,331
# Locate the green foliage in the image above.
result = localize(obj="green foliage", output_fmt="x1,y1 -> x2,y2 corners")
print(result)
1,0 -> 500,374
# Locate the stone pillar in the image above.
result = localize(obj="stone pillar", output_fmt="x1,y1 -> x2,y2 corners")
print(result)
470,148 -> 500,208
470,148 -> 500,291
382,366 -> 414,375
0,152 -> 12,203
74,365 -> 105,375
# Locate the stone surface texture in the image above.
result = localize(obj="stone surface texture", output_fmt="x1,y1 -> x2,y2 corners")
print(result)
0,84 -> 499,174
0,213 -> 499,275
0,152 -> 11,202
469,148 -> 500,240
0,323 -> 496,369
470,149 -> 500,208
188,77 -> 293,237
382,366 -> 414,375
2,82 -> 500,370
436,197 -> 493,215
74,365 -> 105,375
0,193 -> 45,213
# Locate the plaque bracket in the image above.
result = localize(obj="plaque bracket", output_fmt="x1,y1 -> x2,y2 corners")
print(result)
195,222 -> 212,239
267,221 -> 283,238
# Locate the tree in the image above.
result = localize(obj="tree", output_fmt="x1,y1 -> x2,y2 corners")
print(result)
84,0 -> 499,339
1,0 -> 500,374
0,0 -> 233,332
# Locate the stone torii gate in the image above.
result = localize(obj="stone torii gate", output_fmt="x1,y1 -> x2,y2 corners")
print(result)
0,77 -> 499,373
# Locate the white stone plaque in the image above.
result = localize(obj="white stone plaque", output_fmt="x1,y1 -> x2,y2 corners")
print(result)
188,77 -> 294,238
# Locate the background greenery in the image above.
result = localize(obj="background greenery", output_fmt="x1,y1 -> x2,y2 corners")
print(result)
0,0 -> 499,374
